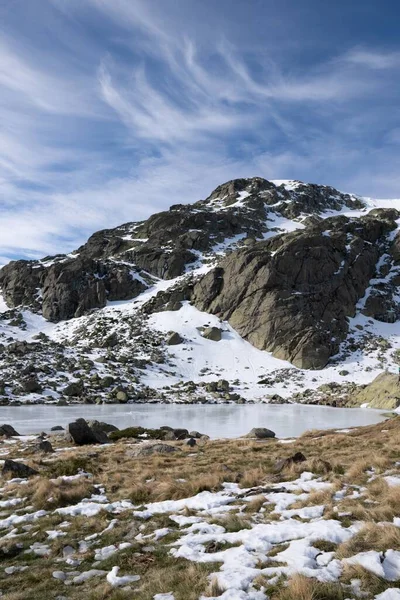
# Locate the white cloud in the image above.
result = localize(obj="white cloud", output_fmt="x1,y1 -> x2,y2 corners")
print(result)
0,37 -> 105,117
344,48 -> 400,70
1,0 -> 400,266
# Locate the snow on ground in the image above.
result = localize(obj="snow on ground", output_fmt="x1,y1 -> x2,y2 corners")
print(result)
263,212 -> 305,239
145,302 -> 295,398
0,257 -> 397,402
271,180 -> 303,192
1,431 -> 400,598
0,292 -> 8,313
144,299 -> 400,399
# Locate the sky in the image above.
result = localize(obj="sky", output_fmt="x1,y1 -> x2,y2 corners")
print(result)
1,0 -> 400,264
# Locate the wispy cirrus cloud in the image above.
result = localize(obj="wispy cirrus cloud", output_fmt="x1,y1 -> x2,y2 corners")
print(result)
343,48 -> 400,70
0,0 -> 399,265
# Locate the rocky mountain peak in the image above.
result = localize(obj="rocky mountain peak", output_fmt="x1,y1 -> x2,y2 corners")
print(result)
0,177 -> 400,410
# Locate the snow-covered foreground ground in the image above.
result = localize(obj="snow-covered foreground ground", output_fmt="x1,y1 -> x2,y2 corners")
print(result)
1,418 -> 400,599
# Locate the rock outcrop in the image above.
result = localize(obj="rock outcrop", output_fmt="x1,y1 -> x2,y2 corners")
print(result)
351,372 -> 400,409
128,443 -> 177,456
0,424 -> 20,437
192,211 -> 398,368
245,428 -> 276,439
0,256 -> 147,322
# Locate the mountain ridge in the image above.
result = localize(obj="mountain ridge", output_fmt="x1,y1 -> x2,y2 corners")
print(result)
0,177 -> 400,406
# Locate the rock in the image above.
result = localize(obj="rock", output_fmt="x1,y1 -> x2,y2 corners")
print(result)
99,376 -> 115,388
267,394 -> 287,405
95,356 -> 107,364
205,382 -> 217,392
189,430 -> 206,439
172,428 -> 189,440
2,459 -> 38,478
0,424 -> 20,437
35,440 -> 54,453
0,250 -> 146,322
186,438 -> 196,447
6,341 -> 31,356
133,246 -> 196,280
51,426 -> 64,431
52,571 -> 67,581
274,452 -> 307,473
66,418 -> 109,445
0,543 -> 24,559
64,380 -> 84,397
21,377 -> 42,393
216,379 -> 230,392
101,333 -> 119,348
161,430 -> 177,441
351,371 -> 400,409
202,327 -> 222,341
245,428 -> 276,439
116,391 -> 128,403
166,331 -> 183,345
87,420 -> 119,434
129,443 -> 177,457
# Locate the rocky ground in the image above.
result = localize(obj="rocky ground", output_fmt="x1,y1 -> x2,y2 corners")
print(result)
1,417 -> 400,598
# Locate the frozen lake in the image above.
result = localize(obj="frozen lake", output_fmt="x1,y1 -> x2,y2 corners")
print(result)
0,403 -> 388,438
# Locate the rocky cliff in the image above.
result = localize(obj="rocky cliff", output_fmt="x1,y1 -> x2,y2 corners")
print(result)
192,210 -> 398,368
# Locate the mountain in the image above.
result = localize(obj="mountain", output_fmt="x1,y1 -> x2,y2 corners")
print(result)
1,177 -> 400,406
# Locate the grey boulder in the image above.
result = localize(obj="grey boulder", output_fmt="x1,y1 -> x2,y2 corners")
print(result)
245,428 -> 276,439
66,418 -> 109,445
129,443 -> 177,457
166,332 -> 183,345
0,424 -> 20,437
2,459 -> 38,478
202,327 -> 222,341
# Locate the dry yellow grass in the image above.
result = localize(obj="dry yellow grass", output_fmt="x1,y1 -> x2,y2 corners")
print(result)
291,486 -> 335,510
336,522 -> 400,558
272,573 -> 346,600
341,563 -> 390,597
244,494 -> 266,513
30,477 -> 95,509
1,416 -> 400,600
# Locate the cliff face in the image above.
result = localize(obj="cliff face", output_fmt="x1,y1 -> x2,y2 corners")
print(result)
192,211 -> 398,368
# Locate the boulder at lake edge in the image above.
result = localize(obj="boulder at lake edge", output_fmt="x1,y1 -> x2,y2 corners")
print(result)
0,424 -> 20,437
66,418 -> 109,445
244,428 -> 276,439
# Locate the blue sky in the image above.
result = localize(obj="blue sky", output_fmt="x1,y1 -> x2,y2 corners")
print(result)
1,0 -> 400,264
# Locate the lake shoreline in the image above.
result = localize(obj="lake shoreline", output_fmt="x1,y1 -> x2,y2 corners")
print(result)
0,402 -> 389,438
